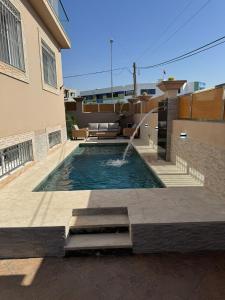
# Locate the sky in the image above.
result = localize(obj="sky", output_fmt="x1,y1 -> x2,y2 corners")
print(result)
61,0 -> 225,91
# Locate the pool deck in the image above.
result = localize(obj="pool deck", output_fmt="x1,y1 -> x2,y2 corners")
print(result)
0,139 -> 225,257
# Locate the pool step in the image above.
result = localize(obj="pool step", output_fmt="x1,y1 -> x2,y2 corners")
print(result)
69,214 -> 129,234
65,233 -> 132,253
72,207 -> 128,216
65,207 -> 132,255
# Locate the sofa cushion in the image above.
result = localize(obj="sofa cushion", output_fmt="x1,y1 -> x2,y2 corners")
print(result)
73,125 -> 79,130
88,123 -> 99,130
108,123 -> 119,130
98,123 -> 109,131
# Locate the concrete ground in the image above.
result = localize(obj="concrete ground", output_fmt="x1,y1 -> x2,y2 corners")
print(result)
1,252 -> 225,300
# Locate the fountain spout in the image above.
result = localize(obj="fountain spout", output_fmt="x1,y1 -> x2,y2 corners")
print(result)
122,106 -> 160,160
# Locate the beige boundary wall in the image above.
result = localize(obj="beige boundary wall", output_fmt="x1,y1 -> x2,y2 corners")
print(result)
0,0 -> 67,161
171,120 -> 225,199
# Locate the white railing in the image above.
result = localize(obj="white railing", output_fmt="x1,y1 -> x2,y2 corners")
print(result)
0,140 -> 33,178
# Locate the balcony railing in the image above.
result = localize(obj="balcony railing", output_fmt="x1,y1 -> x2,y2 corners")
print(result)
47,0 -> 69,26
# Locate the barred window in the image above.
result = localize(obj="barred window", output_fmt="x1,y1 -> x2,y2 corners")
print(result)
42,41 -> 57,88
48,131 -> 61,148
0,0 -> 25,71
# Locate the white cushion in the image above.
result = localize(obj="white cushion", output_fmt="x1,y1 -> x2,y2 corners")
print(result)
99,123 -> 109,130
88,123 -> 99,130
73,125 -> 79,130
108,123 -> 119,130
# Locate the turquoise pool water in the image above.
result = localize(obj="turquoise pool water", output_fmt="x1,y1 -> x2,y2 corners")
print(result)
35,143 -> 163,191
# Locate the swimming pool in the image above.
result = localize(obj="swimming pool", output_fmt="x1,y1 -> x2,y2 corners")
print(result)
34,143 -> 163,191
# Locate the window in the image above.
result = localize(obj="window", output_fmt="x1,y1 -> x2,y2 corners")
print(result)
0,0 -> 25,71
0,141 -> 33,178
42,41 -> 57,88
125,90 -> 134,96
96,94 -> 103,100
141,89 -> 156,95
48,131 -> 61,148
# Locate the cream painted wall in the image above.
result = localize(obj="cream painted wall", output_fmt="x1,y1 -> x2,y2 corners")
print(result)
171,120 -> 225,199
134,113 -> 158,149
0,0 -> 66,138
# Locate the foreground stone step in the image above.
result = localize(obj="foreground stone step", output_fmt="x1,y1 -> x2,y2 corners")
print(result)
72,207 -> 128,216
65,233 -> 132,251
69,214 -> 129,229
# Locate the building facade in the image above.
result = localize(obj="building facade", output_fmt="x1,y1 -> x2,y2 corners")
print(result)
81,81 -> 206,104
64,87 -> 80,102
0,0 -> 71,179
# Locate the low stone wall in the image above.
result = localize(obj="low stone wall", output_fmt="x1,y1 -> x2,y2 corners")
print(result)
0,125 -> 67,162
132,222 -> 225,253
171,120 -> 225,199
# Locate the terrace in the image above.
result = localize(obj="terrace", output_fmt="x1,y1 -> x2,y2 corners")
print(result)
0,80 -> 225,258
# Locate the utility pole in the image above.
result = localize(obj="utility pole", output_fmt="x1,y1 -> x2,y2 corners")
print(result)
133,62 -> 137,97
110,39 -> 114,101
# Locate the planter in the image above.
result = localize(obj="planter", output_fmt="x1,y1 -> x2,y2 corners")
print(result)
157,80 -> 187,92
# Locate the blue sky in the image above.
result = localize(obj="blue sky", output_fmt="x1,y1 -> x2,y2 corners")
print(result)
62,0 -> 225,91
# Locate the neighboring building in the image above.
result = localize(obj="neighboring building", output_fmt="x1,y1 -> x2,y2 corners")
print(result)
81,81 -> 206,104
0,0 -> 71,178
180,81 -> 206,95
64,87 -> 80,102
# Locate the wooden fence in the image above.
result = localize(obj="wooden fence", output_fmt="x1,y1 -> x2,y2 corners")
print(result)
65,102 -> 76,111
179,86 -> 225,121
134,98 -> 160,114
82,103 -> 129,113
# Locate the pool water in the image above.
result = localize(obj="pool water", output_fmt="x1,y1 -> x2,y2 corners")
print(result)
35,144 -> 163,191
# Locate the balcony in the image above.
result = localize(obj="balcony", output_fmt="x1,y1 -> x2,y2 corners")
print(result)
29,0 -> 71,49
47,0 -> 69,27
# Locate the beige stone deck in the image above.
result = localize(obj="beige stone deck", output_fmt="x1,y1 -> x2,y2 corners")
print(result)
0,139 -> 225,257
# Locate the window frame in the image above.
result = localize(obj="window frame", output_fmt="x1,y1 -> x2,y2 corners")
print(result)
41,40 -> 57,89
0,0 -> 25,72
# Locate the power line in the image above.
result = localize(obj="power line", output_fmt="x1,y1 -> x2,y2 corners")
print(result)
135,0 -> 194,63
63,67 -> 126,78
139,35 -> 225,70
64,34 -> 225,79
136,0 -> 211,63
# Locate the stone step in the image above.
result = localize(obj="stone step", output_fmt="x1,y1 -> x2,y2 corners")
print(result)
72,207 -> 128,216
65,233 -> 132,251
69,214 -> 129,230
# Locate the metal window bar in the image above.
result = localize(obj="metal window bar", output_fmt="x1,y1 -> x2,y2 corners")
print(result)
0,140 -> 33,178
42,41 -> 57,88
48,131 -> 61,148
0,0 -> 25,71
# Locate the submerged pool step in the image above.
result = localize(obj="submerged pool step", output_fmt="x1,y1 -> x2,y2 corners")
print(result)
65,233 -> 132,252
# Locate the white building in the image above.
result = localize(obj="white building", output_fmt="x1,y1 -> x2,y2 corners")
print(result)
80,82 -> 206,103
64,87 -> 80,102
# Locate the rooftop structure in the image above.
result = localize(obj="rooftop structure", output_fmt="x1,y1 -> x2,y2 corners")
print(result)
80,81 -> 206,103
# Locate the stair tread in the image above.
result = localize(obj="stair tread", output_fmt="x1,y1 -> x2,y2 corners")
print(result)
65,233 -> 132,250
69,214 -> 129,228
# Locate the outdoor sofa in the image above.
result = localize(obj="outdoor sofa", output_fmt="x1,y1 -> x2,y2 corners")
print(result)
88,123 -> 120,138
72,125 -> 88,140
